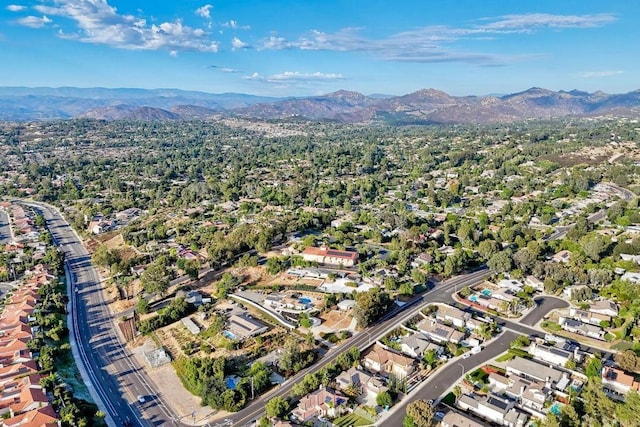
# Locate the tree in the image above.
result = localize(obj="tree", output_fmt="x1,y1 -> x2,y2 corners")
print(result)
487,250 -> 512,274
513,248 -> 535,274
140,262 -> 170,296
216,272 -> 241,298
411,269 -> 427,285
384,276 -> 398,291
376,390 -> 393,408
399,282 -> 415,296
478,240 -> 499,260
135,297 -> 150,314
92,244 -> 121,268
616,390 -> 640,426
580,234 -> 608,262
266,256 -> 287,275
406,400 -> 434,427
354,288 -> 392,328
265,396 -> 290,418
615,350 -> 640,373
585,356 -> 602,379
403,416 -> 416,427
510,336 -> 530,349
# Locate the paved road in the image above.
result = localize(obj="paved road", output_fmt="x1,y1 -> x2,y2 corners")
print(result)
0,210 -> 11,244
378,293 -> 617,427
380,330 -> 518,427
227,268 -> 492,427
26,202 -> 181,427
520,296 -> 568,327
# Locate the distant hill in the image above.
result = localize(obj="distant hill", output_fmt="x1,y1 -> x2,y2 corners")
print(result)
0,87 -> 281,120
1,86 -> 639,123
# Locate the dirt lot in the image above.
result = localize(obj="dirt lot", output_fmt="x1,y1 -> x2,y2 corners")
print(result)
317,309 -> 355,332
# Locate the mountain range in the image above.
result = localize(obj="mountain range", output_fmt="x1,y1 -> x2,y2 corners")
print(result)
1,86 -> 639,124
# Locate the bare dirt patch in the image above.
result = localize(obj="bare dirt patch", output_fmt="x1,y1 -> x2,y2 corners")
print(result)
319,310 -> 354,331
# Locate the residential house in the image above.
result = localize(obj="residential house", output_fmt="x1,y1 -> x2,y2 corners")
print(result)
559,317 -> 605,340
551,250 -> 572,264
502,375 -> 549,413
602,366 -> 640,400
506,357 -> 565,389
457,393 -> 528,427
621,272 -> 640,284
589,300 -> 619,317
226,314 -> 269,340
498,279 -> 525,292
301,246 -> 358,267
569,308 -> 609,326
334,367 -> 387,397
441,411 -> 489,427
411,253 -> 433,269
417,318 -> 465,344
337,300 -> 356,311
291,387 -> 347,422
399,333 -> 438,359
184,290 -> 211,307
524,276 -> 544,291
362,344 -> 416,378
529,342 -> 576,367
2,405 -> 58,427
264,293 -> 309,312
435,304 -> 471,328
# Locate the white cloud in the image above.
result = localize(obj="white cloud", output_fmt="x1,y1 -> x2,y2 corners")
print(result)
222,20 -> 250,30
6,5 -> 26,12
17,15 -> 52,29
259,13 -> 617,65
170,50 -> 178,57
195,4 -> 212,19
578,70 -> 624,78
27,0 -> 219,53
244,71 -> 345,83
232,37 -> 249,50
480,13 -> 616,31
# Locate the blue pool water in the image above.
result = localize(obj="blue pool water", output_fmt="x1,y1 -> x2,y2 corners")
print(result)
550,403 -> 562,416
225,376 -> 240,390
482,289 -> 492,296
469,295 -> 478,302
222,330 -> 237,339
299,297 -> 312,304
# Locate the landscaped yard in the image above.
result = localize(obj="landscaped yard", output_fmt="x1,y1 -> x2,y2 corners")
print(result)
496,348 -> 533,362
333,413 -> 371,426
541,321 -> 562,332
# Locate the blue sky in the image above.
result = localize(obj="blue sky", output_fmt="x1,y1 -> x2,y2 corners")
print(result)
0,0 -> 637,96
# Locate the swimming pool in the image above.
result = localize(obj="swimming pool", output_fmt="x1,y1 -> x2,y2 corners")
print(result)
222,330 -> 237,340
550,402 -> 562,416
299,297 -> 312,305
469,295 -> 478,302
225,376 -> 240,390
482,289 -> 492,296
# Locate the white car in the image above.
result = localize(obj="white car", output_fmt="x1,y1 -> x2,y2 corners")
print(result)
462,352 -> 471,359
137,395 -> 146,404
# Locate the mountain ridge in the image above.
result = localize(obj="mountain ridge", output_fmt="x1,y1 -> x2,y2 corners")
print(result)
1,86 -> 639,123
